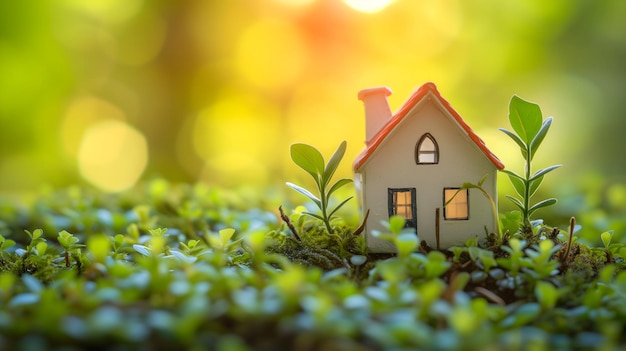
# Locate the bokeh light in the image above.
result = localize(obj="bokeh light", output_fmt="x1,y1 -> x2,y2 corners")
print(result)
343,0 -> 395,13
78,120 -> 148,192
1,0 -> 626,199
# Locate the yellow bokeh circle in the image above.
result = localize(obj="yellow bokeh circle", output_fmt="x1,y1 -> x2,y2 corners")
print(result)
78,120 -> 148,192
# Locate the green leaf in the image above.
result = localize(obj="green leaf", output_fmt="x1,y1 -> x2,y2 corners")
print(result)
133,244 -> 151,256
219,228 -> 236,246
600,231 -> 613,248
350,255 -> 367,266
87,235 -> 111,263
302,211 -> 324,221
327,196 -> 353,219
528,198 -> 557,216
506,195 -> 525,212
395,232 -> 418,258
500,211 -> 522,235
529,117 -> 553,160
503,170 -> 526,198
499,128 -> 528,160
322,141 -> 347,188
528,175 -> 543,198
477,174 -> 488,187
509,95 -> 542,145
327,178 -> 353,197
530,164 -> 561,181
290,143 -> 324,180
535,281 -> 558,310
388,216 -> 406,235
35,242 -> 47,256
286,182 -> 321,205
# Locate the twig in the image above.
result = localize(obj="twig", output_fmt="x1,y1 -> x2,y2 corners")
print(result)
562,216 -> 575,270
352,209 -> 370,236
475,286 -> 506,306
279,206 -> 301,242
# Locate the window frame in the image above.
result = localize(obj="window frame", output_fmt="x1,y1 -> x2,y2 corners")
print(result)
388,188 -> 417,229
443,188 -> 469,220
415,133 -> 439,164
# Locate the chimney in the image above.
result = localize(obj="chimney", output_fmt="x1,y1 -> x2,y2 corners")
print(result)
358,86 -> 393,143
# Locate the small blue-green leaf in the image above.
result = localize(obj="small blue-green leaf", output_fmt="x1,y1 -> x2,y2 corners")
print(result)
505,195 -> 525,212
286,182 -> 321,205
499,128 -> 526,150
290,143 -> 324,180
509,95 -> 542,145
528,175 -> 543,198
528,198 -> 557,216
22,274 -> 43,293
133,244 -> 151,256
350,255 -> 367,266
503,171 -> 526,198
529,117 -> 553,160
9,293 -> 40,307
501,302 -> 541,328
169,250 -> 198,264
530,165 -> 561,181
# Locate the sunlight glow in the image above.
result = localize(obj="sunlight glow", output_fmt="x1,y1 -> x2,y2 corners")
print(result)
343,0 -> 395,13
78,120 -> 148,192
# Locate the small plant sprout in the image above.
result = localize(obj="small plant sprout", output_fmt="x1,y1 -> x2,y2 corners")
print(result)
24,229 -> 47,256
57,230 -> 85,268
286,141 -> 353,234
499,95 -> 561,231
0,234 -> 16,252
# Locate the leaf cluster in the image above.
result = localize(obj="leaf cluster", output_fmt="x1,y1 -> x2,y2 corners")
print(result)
500,96 -> 561,230
0,182 -> 623,350
286,141 -> 353,234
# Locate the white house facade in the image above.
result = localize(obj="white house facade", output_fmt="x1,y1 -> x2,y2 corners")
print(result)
353,83 -> 505,253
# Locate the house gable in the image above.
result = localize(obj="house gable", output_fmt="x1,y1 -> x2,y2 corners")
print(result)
353,82 -> 504,173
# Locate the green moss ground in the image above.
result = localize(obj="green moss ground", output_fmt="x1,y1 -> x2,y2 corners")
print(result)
0,180 -> 624,350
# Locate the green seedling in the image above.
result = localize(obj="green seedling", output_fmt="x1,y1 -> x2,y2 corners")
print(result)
57,230 -> 85,268
499,95 -> 561,231
0,234 -> 15,252
287,141 -> 353,234
24,229 -> 47,256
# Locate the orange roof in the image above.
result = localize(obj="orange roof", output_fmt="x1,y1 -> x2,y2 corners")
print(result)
353,82 -> 505,171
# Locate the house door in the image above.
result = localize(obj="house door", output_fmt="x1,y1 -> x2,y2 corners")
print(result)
388,188 -> 417,232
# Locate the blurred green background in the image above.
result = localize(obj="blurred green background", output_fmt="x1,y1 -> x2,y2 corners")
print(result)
1,0 -> 625,204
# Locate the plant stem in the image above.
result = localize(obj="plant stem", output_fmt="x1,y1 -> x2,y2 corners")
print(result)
318,181 -> 333,234
524,146 -> 532,229
562,216 -> 575,269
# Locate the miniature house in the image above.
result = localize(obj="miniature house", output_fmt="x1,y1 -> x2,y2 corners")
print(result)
353,82 -> 504,253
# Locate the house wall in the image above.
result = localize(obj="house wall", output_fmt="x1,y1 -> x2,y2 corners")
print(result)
356,95 -> 498,252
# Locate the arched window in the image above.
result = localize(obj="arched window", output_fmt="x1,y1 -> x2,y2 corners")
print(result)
415,133 -> 439,164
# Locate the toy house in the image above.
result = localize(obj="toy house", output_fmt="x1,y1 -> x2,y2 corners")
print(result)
353,82 -> 505,253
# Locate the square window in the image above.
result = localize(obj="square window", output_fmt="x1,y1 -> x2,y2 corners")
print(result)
392,190 -> 413,220
388,188 -> 417,230
444,188 -> 468,220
